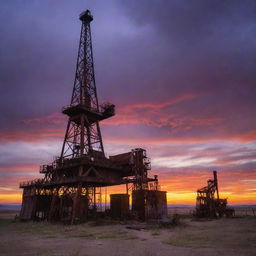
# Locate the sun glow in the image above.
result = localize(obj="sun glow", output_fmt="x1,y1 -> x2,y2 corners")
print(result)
1,189 -> 255,205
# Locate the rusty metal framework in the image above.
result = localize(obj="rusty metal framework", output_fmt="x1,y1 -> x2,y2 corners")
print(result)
61,11 -> 107,158
19,10 -> 167,224
195,171 -> 234,218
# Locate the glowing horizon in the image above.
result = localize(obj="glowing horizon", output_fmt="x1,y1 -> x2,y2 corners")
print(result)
1,191 -> 256,206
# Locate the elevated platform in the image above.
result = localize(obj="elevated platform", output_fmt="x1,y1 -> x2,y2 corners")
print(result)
62,103 -> 115,124
20,148 -> 157,189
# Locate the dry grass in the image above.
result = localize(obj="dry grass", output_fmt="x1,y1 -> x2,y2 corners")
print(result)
151,230 -> 161,236
165,218 -> 256,248
1,211 -> 256,256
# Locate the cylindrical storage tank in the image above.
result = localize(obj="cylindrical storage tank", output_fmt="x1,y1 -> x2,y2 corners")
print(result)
110,194 -> 130,219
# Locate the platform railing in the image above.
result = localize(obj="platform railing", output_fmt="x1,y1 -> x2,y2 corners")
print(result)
19,178 -> 45,188
62,103 -> 98,113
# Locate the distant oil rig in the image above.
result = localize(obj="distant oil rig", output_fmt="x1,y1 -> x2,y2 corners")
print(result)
195,171 -> 234,218
19,10 -> 167,224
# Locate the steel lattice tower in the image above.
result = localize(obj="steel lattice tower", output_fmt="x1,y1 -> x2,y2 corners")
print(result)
61,10 -> 113,159
19,10 -> 166,224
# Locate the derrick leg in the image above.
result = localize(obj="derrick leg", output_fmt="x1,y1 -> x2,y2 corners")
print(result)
48,189 -> 60,222
71,184 -> 88,224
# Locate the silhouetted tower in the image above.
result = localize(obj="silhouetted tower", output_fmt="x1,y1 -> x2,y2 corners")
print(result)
19,10 -> 165,224
61,10 -> 114,159
195,170 -> 234,218
213,170 -> 219,199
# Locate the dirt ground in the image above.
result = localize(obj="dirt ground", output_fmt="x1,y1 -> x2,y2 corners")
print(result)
0,211 -> 255,256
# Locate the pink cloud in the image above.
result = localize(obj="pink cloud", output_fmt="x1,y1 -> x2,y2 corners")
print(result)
21,112 -> 65,125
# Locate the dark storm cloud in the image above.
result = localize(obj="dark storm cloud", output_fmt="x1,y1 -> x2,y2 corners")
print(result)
122,0 -> 256,41
0,0 -> 125,129
120,0 -> 256,102
1,0 -> 255,137
112,0 -> 256,141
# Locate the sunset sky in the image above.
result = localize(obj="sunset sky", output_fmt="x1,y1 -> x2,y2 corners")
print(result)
0,0 -> 255,205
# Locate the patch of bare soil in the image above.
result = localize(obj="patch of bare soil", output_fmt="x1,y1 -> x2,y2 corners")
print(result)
0,211 -> 255,256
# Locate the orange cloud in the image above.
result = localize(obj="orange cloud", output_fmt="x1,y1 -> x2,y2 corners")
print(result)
21,112 -> 65,125
121,93 -> 201,112
0,128 -> 63,143
236,130 -> 256,142
0,165 -> 37,172
102,93 -> 205,128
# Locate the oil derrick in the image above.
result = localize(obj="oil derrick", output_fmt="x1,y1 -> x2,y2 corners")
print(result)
61,10 -> 108,159
195,171 -> 234,218
19,10 -> 167,223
